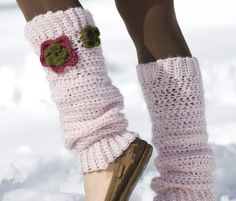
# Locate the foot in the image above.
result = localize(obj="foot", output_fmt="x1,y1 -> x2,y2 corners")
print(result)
84,161 -> 116,201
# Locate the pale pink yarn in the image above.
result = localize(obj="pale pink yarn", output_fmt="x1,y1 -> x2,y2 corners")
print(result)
136,57 -> 216,201
24,7 -> 138,173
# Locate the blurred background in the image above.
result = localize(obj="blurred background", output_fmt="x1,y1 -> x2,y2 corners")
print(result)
0,0 -> 236,200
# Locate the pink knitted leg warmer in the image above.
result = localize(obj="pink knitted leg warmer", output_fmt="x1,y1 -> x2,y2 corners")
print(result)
136,57 -> 216,201
24,7 -> 138,173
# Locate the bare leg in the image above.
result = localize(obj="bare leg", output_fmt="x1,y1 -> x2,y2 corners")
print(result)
115,0 -> 191,63
16,0 -> 82,22
16,1 -> 115,201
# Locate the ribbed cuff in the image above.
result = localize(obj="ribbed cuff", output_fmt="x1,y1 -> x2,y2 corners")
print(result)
136,57 -> 201,82
153,188 -> 215,201
24,7 -> 94,53
74,131 -> 138,173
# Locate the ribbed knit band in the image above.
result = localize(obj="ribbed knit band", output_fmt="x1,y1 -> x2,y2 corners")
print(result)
136,57 -> 216,201
24,7 -> 138,173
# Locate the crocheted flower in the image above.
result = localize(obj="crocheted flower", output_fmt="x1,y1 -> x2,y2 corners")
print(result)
80,25 -> 101,49
40,35 -> 78,74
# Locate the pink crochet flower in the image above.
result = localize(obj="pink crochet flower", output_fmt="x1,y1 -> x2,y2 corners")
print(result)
40,35 -> 78,74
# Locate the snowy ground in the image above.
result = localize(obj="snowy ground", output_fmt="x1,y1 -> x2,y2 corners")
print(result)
0,0 -> 236,201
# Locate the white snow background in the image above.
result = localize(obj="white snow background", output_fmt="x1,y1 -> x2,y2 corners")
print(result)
0,0 -> 236,200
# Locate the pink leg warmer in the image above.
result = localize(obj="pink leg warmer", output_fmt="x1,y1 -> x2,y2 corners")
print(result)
24,7 -> 138,173
136,57 -> 216,201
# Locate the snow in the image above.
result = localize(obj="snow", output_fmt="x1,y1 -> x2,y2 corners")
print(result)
0,0 -> 236,201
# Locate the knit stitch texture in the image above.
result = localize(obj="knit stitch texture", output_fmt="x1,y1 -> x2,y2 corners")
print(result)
24,7 -> 138,173
136,57 -> 216,201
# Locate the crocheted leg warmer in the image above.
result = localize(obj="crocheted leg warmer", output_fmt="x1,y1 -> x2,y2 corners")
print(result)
136,57 -> 215,201
24,7 -> 138,173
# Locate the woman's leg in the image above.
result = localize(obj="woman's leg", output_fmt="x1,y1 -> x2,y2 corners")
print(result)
116,0 -> 216,201
16,1 -> 153,201
16,0 -> 82,21
115,0 -> 191,63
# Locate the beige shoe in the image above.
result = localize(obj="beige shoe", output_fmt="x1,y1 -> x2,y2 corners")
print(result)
104,137 -> 153,201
